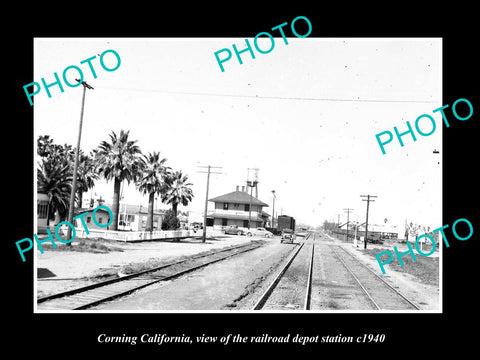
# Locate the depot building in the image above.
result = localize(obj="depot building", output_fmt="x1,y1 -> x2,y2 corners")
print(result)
207,185 -> 270,229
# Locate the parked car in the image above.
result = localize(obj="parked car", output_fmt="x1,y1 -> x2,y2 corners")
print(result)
281,228 -> 294,243
224,225 -> 245,236
246,227 -> 274,238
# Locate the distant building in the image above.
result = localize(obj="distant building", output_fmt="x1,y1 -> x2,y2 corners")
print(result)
116,204 -> 165,231
81,193 -> 106,208
337,222 -> 399,242
208,185 -> 269,230
74,206 -> 113,231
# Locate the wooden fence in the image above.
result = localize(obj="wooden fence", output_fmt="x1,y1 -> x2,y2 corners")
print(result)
74,228 -> 199,242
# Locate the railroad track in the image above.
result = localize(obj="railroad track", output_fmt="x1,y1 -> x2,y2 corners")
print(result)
329,245 -> 420,310
37,241 -> 263,310
253,232 -> 315,310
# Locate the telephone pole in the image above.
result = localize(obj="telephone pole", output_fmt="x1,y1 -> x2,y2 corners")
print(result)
271,190 -> 276,228
197,165 -> 222,242
360,194 -> 377,249
343,208 -> 354,242
247,180 -> 258,229
246,168 -> 259,229
66,80 -> 94,244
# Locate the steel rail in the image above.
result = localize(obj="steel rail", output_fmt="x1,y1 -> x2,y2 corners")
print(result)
38,241 -> 256,303
329,245 -> 381,310
252,242 -> 305,310
303,233 -> 315,310
335,245 -> 420,310
73,243 -> 263,310
37,241 -> 263,310
330,245 -> 420,310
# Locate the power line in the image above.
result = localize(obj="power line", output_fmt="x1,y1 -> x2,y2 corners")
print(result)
99,86 -> 438,104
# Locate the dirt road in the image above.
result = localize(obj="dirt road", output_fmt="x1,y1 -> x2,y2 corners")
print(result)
91,236 -> 296,311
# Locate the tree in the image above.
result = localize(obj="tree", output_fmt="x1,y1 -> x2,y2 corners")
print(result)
94,130 -> 144,231
37,135 -> 75,225
37,159 -> 72,225
37,135 -> 54,157
161,209 -> 180,230
136,151 -> 170,231
161,170 -> 194,218
37,135 -> 99,230
75,151 -> 98,208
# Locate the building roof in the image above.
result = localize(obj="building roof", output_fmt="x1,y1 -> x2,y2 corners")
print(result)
76,204 -> 165,216
345,223 -> 398,233
75,207 -> 111,215
209,190 -> 269,206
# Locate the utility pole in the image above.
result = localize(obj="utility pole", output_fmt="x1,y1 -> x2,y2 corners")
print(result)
247,180 -> 258,229
246,168 -> 259,230
197,165 -> 222,243
354,221 -> 366,247
343,208 -> 354,242
66,80 -> 94,245
271,190 -> 276,228
360,194 -> 377,249
336,214 -> 340,238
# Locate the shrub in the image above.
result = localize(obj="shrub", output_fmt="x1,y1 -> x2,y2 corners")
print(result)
161,209 -> 180,230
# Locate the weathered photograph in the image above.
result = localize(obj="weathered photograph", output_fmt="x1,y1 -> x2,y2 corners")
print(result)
33,37 -> 442,312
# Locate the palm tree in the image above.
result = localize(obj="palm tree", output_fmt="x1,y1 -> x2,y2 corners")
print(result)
37,136 -> 74,225
37,159 -> 72,225
94,130 -> 144,230
136,152 -> 170,231
161,170 -> 194,218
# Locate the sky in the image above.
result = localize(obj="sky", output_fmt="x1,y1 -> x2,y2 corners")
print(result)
34,37 -> 442,230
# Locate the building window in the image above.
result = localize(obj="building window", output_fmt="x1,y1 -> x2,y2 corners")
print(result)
222,218 -> 228,226
243,220 -> 249,228
233,203 -> 240,209
37,201 -> 48,219
244,204 -> 250,212
98,217 -> 103,224
223,203 -> 229,210
87,216 -> 91,223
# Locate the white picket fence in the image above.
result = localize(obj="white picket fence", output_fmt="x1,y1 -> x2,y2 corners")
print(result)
74,228 -> 198,242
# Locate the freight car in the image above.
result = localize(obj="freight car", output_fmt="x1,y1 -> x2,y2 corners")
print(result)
277,215 -> 296,232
